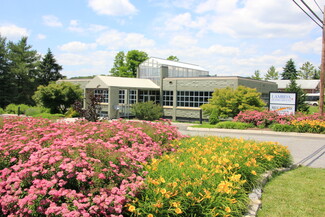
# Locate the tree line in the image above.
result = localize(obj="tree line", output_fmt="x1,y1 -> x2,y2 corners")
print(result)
0,35 -> 63,108
251,59 -> 320,80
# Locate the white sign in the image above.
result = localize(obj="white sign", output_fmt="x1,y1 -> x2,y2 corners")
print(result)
270,92 -> 296,105
269,92 -> 297,115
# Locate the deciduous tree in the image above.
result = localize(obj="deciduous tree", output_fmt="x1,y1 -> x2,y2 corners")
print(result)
33,82 -> 83,114
167,55 -> 179,62
201,86 -> 266,118
251,70 -> 262,80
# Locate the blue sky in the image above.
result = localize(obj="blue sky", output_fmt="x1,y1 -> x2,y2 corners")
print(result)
0,0 -> 324,78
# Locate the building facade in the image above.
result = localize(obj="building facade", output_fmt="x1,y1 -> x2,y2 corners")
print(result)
60,57 -> 278,120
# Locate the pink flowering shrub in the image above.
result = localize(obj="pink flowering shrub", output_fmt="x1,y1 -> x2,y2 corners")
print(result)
234,110 -> 325,128
0,117 -> 184,216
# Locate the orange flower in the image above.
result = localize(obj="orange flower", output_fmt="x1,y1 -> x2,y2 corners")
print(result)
128,205 -> 136,212
147,214 -> 154,217
251,170 -> 257,175
175,208 -> 183,214
225,206 -> 231,213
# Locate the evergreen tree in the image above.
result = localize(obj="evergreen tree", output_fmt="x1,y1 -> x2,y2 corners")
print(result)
311,66 -> 321,79
298,61 -> 315,79
167,55 -> 179,61
0,35 -> 10,108
281,59 -> 298,80
285,79 -> 309,113
264,66 -> 279,80
37,48 -> 63,86
7,37 -> 40,105
251,70 -> 262,80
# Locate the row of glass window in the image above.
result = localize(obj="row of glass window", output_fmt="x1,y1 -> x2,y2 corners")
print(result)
95,89 -> 212,108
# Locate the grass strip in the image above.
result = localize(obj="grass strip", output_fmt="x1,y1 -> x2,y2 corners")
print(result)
258,166 -> 325,217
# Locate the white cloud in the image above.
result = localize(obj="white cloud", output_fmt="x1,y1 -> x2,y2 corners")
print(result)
203,0 -> 314,38
169,35 -> 198,48
291,37 -> 322,54
58,41 -> 97,52
163,13 -> 206,31
0,24 -> 29,40
88,0 -> 137,16
42,15 -> 63,27
37,34 -> 46,40
67,20 -> 108,33
96,30 -> 155,49
208,44 -> 240,56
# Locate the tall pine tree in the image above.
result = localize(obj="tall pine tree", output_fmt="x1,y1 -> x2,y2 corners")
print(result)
264,66 -> 279,80
0,35 -> 10,108
281,59 -> 298,80
37,48 -> 63,86
285,79 -> 309,113
7,37 -> 40,105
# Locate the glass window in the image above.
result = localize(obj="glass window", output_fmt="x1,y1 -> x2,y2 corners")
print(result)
129,89 -> 137,104
119,90 -> 125,104
177,91 -> 213,107
163,91 -> 173,106
94,89 -> 109,103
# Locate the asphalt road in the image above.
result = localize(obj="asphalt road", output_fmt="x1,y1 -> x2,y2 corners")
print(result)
172,123 -> 325,168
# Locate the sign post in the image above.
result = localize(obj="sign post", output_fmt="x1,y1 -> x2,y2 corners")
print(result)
269,92 -> 297,115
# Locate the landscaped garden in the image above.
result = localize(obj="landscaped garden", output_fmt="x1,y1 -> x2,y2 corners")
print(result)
0,116 -> 292,216
193,110 -> 325,134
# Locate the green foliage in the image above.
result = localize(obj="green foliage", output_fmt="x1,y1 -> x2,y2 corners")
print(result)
209,110 -> 220,125
166,55 -> 179,61
32,113 -> 65,119
298,61 -> 316,80
251,70 -> 262,80
5,104 -> 30,114
285,79 -> 309,113
281,58 -> 298,80
6,37 -> 40,105
215,121 -> 254,129
33,82 -> 83,114
37,48 -> 63,86
65,107 -> 80,118
264,66 -> 279,80
110,50 -> 148,77
0,108 -> 4,114
0,35 -> 10,108
201,86 -> 266,118
25,106 -> 49,117
131,101 -> 163,121
270,124 -> 296,132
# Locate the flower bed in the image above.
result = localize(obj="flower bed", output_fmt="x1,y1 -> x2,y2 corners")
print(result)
234,110 -> 325,133
125,137 -> 292,217
0,117 -> 184,216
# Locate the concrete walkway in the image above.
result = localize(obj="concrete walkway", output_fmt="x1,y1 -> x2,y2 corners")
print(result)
171,123 -> 325,168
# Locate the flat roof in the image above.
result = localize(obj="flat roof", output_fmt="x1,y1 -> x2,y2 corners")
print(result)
164,76 -> 277,84
86,76 -> 160,89
269,80 -> 320,89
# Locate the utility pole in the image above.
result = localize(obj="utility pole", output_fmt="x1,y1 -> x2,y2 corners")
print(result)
320,6 -> 325,115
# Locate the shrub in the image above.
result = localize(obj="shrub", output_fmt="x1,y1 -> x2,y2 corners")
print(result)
65,107 -> 80,118
270,124 -> 296,132
0,108 -> 4,114
5,103 -> 31,114
209,109 -> 220,125
126,137 -> 292,216
32,113 -> 65,119
25,106 -> 50,117
0,117 -> 184,216
216,121 -> 254,129
131,101 -> 163,121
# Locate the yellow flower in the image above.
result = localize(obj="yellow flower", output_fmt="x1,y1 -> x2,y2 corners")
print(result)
175,207 -> 183,214
172,182 -> 178,188
147,214 -> 154,217
251,170 -> 257,175
160,188 -> 167,194
186,192 -> 192,197
225,206 -> 231,213
128,205 -> 136,212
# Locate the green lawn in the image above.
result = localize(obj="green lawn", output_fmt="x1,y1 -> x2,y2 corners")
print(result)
258,166 -> 325,217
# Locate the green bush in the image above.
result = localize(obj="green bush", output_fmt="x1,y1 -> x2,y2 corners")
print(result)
209,110 -> 220,125
32,113 -> 65,119
25,107 -> 50,117
216,121 -> 254,129
5,104 -> 31,114
270,124 -> 296,132
0,108 -> 4,114
65,107 -> 80,118
131,101 -> 163,121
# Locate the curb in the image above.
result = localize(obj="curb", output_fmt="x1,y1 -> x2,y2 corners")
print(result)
244,164 -> 299,217
187,127 -> 325,138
